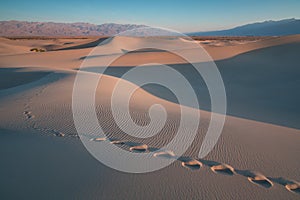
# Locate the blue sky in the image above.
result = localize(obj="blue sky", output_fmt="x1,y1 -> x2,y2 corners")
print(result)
0,0 -> 299,32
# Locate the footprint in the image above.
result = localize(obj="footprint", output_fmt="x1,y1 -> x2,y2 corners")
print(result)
27,114 -> 35,119
23,111 -> 35,119
53,131 -> 65,137
23,111 -> 30,115
129,144 -> 148,152
181,158 -> 203,170
247,173 -> 273,188
236,170 -> 274,189
110,140 -> 125,145
269,177 -> 300,194
153,151 -> 176,159
91,137 -> 106,142
210,163 -> 235,176
285,182 -> 300,194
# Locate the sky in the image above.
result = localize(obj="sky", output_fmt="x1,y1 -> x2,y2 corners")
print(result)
0,0 -> 299,32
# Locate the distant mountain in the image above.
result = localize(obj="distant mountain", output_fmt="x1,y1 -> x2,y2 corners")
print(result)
0,21 -> 146,36
189,18 -> 300,36
1,19 -> 300,37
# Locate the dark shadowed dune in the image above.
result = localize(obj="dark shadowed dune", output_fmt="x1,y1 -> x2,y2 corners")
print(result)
79,42 -> 300,129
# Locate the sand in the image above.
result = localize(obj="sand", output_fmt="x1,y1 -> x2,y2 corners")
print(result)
0,35 -> 300,199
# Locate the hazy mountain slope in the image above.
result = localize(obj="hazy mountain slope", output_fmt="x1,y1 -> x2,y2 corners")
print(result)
190,18 -> 300,36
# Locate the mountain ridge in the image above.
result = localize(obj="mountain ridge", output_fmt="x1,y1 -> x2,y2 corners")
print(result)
189,18 -> 300,36
0,20 -> 146,36
1,18 -> 300,36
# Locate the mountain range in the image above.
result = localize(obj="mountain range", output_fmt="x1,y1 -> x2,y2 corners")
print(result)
189,18 -> 300,36
0,21 -> 145,36
0,18 -> 299,37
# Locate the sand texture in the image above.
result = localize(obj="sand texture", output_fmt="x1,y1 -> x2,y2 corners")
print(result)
0,35 -> 300,199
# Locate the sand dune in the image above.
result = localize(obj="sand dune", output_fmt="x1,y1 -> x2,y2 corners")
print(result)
0,35 -> 299,199
203,34 -> 300,60
1,35 -> 299,69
